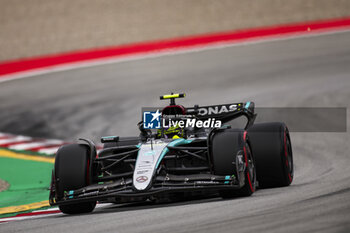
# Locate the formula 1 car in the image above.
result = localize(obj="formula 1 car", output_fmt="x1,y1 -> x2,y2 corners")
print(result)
49,93 -> 293,214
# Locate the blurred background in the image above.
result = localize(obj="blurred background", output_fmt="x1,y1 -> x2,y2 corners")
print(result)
1,0 -> 350,61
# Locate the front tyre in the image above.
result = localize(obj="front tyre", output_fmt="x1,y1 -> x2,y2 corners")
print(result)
219,137 -> 256,198
237,139 -> 257,196
55,144 -> 96,214
210,129 -> 256,198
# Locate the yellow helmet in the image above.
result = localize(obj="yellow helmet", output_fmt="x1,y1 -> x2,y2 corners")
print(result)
157,125 -> 184,139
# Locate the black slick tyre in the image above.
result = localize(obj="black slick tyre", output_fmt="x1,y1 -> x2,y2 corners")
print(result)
210,129 -> 256,198
248,122 -> 293,188
55,144 -> 96,214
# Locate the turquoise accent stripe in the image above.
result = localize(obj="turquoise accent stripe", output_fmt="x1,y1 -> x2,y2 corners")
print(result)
155,139 -> 193,168
245,101 -> 251,109
68,190 -> 74,199
224,175 -> 231,184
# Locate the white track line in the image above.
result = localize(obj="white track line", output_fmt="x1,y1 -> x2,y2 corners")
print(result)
0,211 -> 61,223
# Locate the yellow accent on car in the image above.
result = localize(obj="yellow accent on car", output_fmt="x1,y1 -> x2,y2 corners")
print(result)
163,94 -> 178,99
161,93 -> 185,99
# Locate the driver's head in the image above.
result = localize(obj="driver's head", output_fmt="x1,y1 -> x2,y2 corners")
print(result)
158,105 -> 186,139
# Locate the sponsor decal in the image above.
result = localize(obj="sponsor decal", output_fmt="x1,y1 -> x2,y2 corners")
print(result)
133,142 -> 168,190
136,176 -> 148,183
197,104 -> 238,116
137,170 -> 149,175
195,181 -> 220,184
144,151 -> 155,155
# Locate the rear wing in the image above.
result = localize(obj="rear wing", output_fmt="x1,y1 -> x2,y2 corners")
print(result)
186,102 -> 256,129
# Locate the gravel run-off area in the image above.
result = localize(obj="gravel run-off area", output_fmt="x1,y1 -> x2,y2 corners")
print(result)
0,179 -> 9,193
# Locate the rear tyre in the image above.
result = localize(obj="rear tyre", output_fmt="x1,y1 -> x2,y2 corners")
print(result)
248,122 -> 293,188
210,129 -> 256,198
55,144 -> 96,214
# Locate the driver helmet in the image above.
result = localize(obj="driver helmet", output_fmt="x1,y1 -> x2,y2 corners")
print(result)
157,125 -> 184,139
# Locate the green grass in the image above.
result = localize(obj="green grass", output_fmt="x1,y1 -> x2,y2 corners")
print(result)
0,157 -> 53,209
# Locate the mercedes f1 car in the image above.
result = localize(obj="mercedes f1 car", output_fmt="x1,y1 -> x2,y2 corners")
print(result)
49,93 -> 294,214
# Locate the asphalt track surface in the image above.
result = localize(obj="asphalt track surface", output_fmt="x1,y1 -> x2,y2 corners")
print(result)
1,31 -> 350,232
